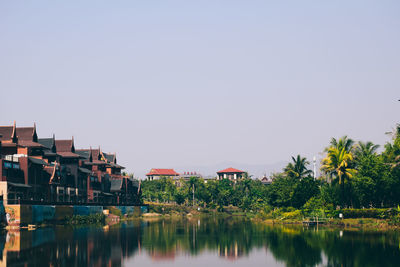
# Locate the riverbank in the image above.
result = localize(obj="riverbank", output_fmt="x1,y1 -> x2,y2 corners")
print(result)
142,203 -> 400,231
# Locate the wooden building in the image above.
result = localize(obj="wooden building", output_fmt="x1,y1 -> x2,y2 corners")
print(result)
0,122 -> 141,206
0,122 -> 50,203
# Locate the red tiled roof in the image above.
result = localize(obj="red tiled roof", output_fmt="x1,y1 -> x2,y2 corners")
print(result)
18,140 -> 43,148
146,169 -> 179,176
217,167 -> 245,174
55,140 -> 73,152
0,126 -> 14,141
1,142 -> 17,147
57,152 -> 80,158
16,127 -> 36,141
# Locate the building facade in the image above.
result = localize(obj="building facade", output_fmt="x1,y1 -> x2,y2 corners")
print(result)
0,122 -> 141,206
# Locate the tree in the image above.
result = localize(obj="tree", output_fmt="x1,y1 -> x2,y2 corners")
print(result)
354,141 -> 379,160
174,189 -> 186,205
284,155 -> 313,180
267,173 -> 296,207
291,177 -> 319,209
327,136 -> 355,153
321,146 -> 356,207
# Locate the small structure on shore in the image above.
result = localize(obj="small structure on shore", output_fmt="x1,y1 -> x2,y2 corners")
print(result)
146,168 -> 179,180
216,167 -> 245,182
259,175 -> 272,185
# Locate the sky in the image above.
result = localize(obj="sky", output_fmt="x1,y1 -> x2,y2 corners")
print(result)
1,1 -> 399,177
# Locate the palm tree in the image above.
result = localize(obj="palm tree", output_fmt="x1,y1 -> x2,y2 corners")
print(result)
383,124 -> 400,169
354,141 -> 379,158
321,147 -> 356,207
327,136 -> 355,153
284,155 -> 313,180
385,124 -> 400,141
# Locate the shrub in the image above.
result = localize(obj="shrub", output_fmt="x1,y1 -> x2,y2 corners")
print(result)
340,208 -> 398,219
282,210 -> 302,220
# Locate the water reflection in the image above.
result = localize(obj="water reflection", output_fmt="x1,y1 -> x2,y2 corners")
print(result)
1,217 -> 400,266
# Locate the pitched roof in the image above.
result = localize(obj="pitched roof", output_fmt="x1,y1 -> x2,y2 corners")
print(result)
16,126 -> 37,142
38,138 -> 54,150
0,126 -> 16,142
55,139 -> 74,152
29,157 -> 48,165
103,152 -> 116,163
57,151 -> 80,158
91,149 -> 101,161
146,168 -> 180,176
76,149 -> 90,159
217,167 -> 245,174
18,140 -> 43,148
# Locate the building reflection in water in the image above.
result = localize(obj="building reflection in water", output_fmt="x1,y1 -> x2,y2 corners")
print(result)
0,221 -> 142,267
1,218 -> 400,266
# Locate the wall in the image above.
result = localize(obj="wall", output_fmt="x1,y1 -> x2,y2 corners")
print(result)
2,203 -> 147,226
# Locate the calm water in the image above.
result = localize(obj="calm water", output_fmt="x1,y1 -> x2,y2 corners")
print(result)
1,217 -> 400,267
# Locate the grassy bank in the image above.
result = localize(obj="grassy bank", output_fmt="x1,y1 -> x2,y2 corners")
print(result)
143,203 -> 400,230
142,202 -> 249,218
252,206 -> 400,230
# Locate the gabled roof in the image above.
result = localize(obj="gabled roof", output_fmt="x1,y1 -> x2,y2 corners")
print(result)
18,140 -> 43,148
103,152 -> 116,164
38,137 -> 55,150
57,151 -> 80,158
0,126 -> 13,140
91,149 -> 101,161
217,167 -> 245,174
55,139 -> 75,152
146,168 -> 180,176
16,124 -> 38,142
0,123 -> 17,143
76,149 -> 90,159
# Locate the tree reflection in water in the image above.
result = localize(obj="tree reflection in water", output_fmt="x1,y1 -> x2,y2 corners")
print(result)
1,217 -> 400,266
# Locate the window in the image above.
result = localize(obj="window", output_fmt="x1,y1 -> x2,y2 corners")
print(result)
3,162 -> 12,169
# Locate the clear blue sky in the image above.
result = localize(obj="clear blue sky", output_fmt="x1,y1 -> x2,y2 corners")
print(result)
1,1 -> 399,177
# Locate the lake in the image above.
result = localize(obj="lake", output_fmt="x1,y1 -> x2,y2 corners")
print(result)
1,217 -> 400,266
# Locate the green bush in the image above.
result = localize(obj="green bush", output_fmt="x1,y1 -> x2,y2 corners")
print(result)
340,208 -> 398,219
282,209 -> 302,219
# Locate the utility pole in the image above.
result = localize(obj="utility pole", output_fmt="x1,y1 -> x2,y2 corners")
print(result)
192,184 -> 195,206
313,156 -> 317,180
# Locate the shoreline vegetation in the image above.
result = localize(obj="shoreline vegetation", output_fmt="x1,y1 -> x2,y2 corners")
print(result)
140,124 -> 400,231
14,203 -> 400,231
141,203 -> 400,231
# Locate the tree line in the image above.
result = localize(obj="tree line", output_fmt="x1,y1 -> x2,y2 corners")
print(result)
141,124 -> 400,212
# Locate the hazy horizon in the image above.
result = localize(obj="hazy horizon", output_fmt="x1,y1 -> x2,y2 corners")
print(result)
1,1 -> 399,178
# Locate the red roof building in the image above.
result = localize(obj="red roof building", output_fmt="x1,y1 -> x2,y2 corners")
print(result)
146,168 -> 179,180
217,167 -> 245,181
